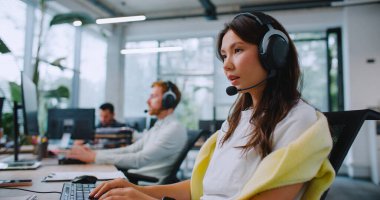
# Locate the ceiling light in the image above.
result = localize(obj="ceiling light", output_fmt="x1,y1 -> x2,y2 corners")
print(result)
96,15 -> 146,24
73,20 -> 82,26
120,47 -> 183,54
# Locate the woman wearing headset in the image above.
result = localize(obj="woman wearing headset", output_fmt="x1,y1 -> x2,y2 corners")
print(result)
90,11 -> 334,200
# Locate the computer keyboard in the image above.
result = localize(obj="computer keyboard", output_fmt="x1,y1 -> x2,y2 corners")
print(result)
60,183 -> 96,200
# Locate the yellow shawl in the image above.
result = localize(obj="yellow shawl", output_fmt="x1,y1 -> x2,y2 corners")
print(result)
190,112 -> 335,200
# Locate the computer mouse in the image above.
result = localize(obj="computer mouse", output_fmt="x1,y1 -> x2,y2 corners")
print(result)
71,175 -> 98,184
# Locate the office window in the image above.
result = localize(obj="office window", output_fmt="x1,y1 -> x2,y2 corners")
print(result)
327,28 -> 344,111
124,41 -> 158,117
159,37 -> 214,129
0,0 -> 27,112
159,38 -> 214,75
124,38 -> 214,128
161,75 -> 214,129
79,30 -> 107,109
0,0 -> 26,79
36,11 -> 75,108
292,32 -> 328,111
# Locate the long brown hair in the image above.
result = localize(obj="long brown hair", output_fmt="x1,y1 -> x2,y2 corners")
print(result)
217,12 -> 301,158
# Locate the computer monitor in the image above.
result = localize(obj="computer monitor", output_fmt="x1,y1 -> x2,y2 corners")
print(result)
47,108 -> 95,140
198,120 -> 225,132
125,117 -> 146,132
0,72 -> 41,170
21,72 -> 39,136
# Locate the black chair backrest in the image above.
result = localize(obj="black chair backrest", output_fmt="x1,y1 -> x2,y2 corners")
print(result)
323,109 -> 380,172
321,109 -> 380,199
161,129 -> 209,184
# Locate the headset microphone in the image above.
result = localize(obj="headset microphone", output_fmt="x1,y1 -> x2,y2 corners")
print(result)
144,109 -> 148,113
225,70 -> 276,96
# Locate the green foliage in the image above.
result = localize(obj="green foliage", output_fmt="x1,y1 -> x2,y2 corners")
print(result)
2,113 -> 14,139
44,85 -> 70,99
0,38 -> 11,54
8,82 -> 21,103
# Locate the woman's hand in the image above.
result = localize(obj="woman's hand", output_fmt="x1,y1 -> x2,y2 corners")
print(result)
90,178 -> 135,199
98,187 -> 158,200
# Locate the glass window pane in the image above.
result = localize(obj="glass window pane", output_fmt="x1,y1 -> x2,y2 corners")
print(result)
38,13 -> 75,108
161,76 -> 214,129
79,30 -> 107,109
295,38 -> 328,111
0,0 -> 26,75
0,0 -> 26,112
124,41 -> 158,117
159,37 -> 214,75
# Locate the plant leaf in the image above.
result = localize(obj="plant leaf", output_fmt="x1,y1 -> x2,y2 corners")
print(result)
8,82 -> 21,103
50,12 -> 95,27
50,57 -> 66,70
44,85 -> 70,99
0,38 -> 11,54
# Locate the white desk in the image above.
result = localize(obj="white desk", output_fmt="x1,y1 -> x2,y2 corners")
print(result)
0,155 -> 118,199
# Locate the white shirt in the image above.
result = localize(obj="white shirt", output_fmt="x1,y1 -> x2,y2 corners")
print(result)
201,100 -> 317,200
95,113 -> 187,182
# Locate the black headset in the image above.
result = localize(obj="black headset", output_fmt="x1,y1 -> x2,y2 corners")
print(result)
162,81 -> 177,109
234,12 -> 289,72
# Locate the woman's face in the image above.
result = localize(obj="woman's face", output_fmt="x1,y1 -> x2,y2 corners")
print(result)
221,30 -> 267,94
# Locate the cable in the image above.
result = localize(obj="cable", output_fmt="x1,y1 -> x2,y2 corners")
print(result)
0,187 -> 61,194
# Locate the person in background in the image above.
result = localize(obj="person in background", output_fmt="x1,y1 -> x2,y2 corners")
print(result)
66,81 -> 187,184
89,11 -> 335,200
98,102 -> 125,128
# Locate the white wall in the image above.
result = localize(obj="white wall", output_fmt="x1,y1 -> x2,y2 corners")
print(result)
344,4 -> 380,109
342,3 -> 380,183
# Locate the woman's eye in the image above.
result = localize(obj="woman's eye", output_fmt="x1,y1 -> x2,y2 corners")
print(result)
221,55 -> 227,60
234,48 -> 242,53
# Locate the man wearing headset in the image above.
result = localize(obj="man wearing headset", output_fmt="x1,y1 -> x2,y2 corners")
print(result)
66,81 -> 187,183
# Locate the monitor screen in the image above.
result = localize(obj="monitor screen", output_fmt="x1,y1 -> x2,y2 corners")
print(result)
21,72 -> 39,136
125,117 -> 146,132
47,108 -> 95,140
198,120 -> 224,132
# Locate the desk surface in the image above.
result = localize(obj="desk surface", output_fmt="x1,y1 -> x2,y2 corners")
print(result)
0,155 -> 118,200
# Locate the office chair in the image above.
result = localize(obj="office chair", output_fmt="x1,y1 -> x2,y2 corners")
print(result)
122,129 -> 209,185
321,109 -> 380,199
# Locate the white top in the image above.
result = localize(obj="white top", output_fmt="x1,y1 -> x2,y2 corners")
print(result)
201,100 -> 317,200
95,113 -> 187,182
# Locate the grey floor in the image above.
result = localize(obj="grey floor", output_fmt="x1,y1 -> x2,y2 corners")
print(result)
326,176 -> 380,200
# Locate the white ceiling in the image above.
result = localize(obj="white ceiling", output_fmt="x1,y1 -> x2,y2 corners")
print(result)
99,0 -> 298,15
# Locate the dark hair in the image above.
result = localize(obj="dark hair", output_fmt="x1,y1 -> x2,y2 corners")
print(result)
151,80 -> 182,109
217,12 -> 301,158
99,103 -> 115,113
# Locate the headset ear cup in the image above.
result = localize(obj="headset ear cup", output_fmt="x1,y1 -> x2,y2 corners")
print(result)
267,35 -> 289,69
162,93 -> 176,109
259,34 -> 289,71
